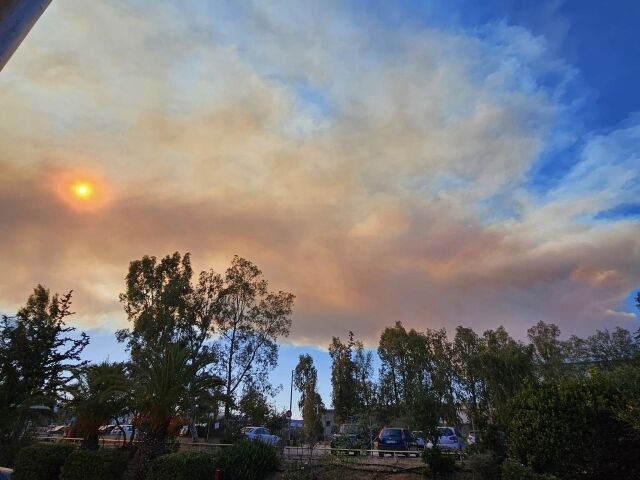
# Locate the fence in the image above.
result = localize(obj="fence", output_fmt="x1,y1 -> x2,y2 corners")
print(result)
38,436 -> 466,465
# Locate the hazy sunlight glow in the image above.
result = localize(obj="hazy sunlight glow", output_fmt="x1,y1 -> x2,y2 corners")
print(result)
73,182 -> 93,199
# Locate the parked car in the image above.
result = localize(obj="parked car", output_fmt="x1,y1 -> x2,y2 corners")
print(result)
331,423 -> 372,453
411,430 -> 426,449
426,426 -> 465,450
47,425 -> 66,436
98,425 -> 115,436
111,425 -> 135,440
374,427 -> 419,457
242,426 -> 280,446
467,430 -> 479,445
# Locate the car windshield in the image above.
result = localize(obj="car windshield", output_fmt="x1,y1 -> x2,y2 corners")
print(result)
340,424 -> 361,434
381,428 -> 402,438
438,427 -> 454,436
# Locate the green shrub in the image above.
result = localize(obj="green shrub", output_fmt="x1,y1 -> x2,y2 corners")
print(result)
0,440 -> 32,469
12,443 -> 75,480
60,448 -> 132,480
145,451 -> 215,480
466,453 -> 500,480
215,440 -> 279,480
422,447 -> 456,478
501,459 -> 558,480
509,374 -> 640,479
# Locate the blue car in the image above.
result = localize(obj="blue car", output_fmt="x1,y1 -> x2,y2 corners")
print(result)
375,427 -> 419,457
411,431 -> 426,449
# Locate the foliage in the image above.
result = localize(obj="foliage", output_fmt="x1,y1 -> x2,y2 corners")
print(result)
422,446 -> 456,478
126,343 -> 222,480
117,252 -> 225,480
12,443 -> 75,480
294,354 -> 325,446
0,286 -> 88,444
452,326 -> 484,430
376,322 -> 450,434
282,456 -> 359,480
214,439 -> 279,480
238,385 -> 271,426
145,451 -> 215,480
466,453 -> 500,480
117,252 -> 217,363
60,448 -> 133,480
509,373 -> 640,479
66,362 -> 130,449
328,334 -> 357,425
501,459 -> 558,480
215,256 -> 294,419
0,439 -> 31,468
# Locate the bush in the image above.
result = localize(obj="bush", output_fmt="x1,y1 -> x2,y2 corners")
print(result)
60,448 -> 132,480
215,440 -> 279,480
146,451 -> 215,480
502,459 -> 558,480
12,443 -> 75,480
422,447 -> 456,478
509,374 -> 640,479
0,440 -> 32,469
466,453 -> 500,480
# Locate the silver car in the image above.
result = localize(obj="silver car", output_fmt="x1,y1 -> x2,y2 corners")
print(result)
242,426 -> 280,446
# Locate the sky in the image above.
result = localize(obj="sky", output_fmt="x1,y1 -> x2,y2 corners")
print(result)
1,0 -> 639,415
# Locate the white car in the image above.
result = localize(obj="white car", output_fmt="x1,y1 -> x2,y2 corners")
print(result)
426,427 -> 465,450
467,430 -> 479,445
242,426 -> 280,446
111,425 -> 135,440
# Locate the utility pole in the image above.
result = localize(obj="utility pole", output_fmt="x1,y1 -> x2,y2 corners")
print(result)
288,369 -> 294,442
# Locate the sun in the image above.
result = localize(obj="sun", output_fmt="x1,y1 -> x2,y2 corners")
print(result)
72,182 -> 93,199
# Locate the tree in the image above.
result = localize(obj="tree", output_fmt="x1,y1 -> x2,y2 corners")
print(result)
478,326 -> 533,426
566,327 -> 638,370
294,354 -> 324,448
527,321 -> 566,381
66,362 -> 130,450
117,252 -> 224,480
238,385 -> 271,426
377,323 -> 446,431
424,328 -> 458,424
0,285 -> 88,445
126,343 -> 221,480
353,341 -> 375,413
215,256 -> 294,419
117,252 -> 218,364
509,372 -> 640,479
328,334 -> 356,424
452,326 -> 485,428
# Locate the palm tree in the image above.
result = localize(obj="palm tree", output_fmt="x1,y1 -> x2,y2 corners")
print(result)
66,362 -> 130,449
126,342 -> 222,480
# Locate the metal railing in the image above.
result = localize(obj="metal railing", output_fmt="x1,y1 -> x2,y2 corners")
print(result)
37,436 -> 465,465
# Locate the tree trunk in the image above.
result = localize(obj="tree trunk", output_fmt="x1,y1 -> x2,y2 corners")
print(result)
81,431 -> 99,450
125,427 -> 167,480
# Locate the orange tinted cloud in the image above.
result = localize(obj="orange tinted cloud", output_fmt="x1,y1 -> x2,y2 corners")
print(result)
0,1 -> 638,345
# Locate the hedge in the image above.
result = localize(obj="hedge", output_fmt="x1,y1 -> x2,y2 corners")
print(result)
145,451 -> 215,480
60,448 -> 133,480
12,443 -> 75,480
214,440 -> 279,480
0,440 -> 32,469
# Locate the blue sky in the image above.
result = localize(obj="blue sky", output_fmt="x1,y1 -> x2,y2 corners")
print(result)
1,0 -> 639,416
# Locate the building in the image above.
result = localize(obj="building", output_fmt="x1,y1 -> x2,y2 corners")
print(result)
321,409 -> 335,438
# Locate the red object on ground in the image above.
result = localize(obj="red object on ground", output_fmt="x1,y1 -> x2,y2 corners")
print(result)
214,468 -> 221,480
